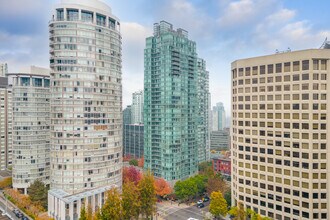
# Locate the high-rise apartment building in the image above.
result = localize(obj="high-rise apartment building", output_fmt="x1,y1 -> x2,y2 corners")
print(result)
144,21 -> 199,181
123,105 -> 132,125
9,66 -> 50,194
211,102 -> 226,131
131,90 -> 144,124
231,48 -> 330,220
48,0 -> 122,219
0,63 -> 8,77
0,74 -> 12,171
197,58 -> 210,163
123,124 -> 144,159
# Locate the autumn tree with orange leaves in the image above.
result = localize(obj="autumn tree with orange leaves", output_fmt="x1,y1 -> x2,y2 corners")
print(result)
154,178 -> 172,198
123,166 -> 142,185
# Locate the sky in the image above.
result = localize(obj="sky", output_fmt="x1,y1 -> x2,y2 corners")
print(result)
1,0 -> 330,114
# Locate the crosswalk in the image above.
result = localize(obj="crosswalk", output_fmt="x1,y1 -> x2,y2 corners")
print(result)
0,212 -> 9,220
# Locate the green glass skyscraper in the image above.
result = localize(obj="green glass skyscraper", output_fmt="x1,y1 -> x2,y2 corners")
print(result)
144,21 -> 202,181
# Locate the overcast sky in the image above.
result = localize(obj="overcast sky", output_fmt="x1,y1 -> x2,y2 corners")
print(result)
1,0 -> 330,114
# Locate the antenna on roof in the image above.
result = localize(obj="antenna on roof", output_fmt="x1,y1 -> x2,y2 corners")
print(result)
320,37 -> 330,49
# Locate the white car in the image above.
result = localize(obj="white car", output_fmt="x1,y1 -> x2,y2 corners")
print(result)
197,200 -> 203,204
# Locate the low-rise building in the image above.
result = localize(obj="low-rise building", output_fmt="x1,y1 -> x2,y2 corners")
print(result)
211,155 -> 231,177
210,130 -> 229,151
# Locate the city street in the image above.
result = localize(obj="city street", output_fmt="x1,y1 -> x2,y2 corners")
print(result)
157,201 -> 210,220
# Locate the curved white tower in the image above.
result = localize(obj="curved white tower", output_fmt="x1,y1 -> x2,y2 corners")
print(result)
48,0 -> 122,219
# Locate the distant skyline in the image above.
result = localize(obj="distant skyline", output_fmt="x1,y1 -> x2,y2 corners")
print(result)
1,0 -> 330,114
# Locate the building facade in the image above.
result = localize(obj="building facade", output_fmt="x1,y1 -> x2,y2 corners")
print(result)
131,90 -> 143,124
197,58 -> 210,163
231,49 -> 330,219
123,124 -> 144,159
9,66 -> 50,194
48,0 -> 122,219
0,63 -> 8,77
123,105 -> 132,125
212,155 -> 231,176
211,102 -> 226,131
210,130 -> 230,151
0,75 -> 12,171
144,21 -> 198,181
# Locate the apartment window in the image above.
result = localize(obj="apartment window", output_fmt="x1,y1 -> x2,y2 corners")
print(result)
284,62 -> 290,72
252,66 -> 258,75
293,61 -> 300,71
302,60 -> 309,70
268,64 -> 274,74
81,10 -> 93,23
275,63 -> 282,73
67,9 -> 79,21
56,8 -> 64,21
260,65 -> 265,74
96,14 -> 106,26
321,60 -> 327,70
313,60 -> 319,70
302,73 -> 309,80
245,67 -> 251,76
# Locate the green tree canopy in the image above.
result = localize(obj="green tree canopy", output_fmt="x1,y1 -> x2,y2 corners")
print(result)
129,159 -> 138,166
27,179 -> 48,209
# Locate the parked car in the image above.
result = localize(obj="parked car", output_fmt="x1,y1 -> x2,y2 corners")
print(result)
16,212 -> 23,218
22,216 -> 28,220
203,196 -> 210,202
197,203 -> 205,208
197,200 -> 203,204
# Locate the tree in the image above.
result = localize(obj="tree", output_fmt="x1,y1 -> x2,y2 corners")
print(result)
123,166 -> 142,185
97,188 -> 123,220
129,159 -> 138,166
228,203 -> 246,220
154,178 -> 172,198
138,156 -> 144,167
224,191 -> 231,206
122,181 -> 141,220
138,171 -> 156,219
192,175 -> 207,195
174,179 -> 198,201
27,179 -> 48,209
79,206 -> 88,220
198,161 -> 212,173
209,191 -> 228,219
206,177 -> 229,195
0,177 -> 12,189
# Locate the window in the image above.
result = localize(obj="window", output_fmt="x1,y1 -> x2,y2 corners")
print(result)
302,60 -> 309,70
267,64 -> 273,74
313,60 -> 319,70
293,61 -> 300,71
276,63 -> 282,73
56,9 -> 64,21
284,62 -> 290,72
81,10 -> 93,22
67,9 -> 79,21
96,14 -> 106,26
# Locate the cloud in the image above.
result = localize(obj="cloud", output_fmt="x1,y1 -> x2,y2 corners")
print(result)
218,0 -> 277,28
121,22 -> 152,107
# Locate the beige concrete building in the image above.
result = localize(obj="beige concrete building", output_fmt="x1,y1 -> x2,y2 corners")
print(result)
0,75 -> 12,171
9,66 -> 50,194
231,48 -> 330,220
48,0 -> 122,219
